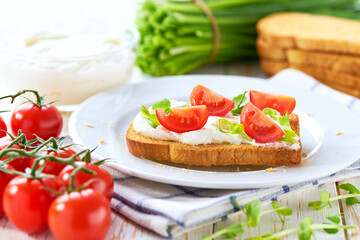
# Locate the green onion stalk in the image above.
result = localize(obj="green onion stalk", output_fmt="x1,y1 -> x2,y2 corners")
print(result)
136,0 -> 360,76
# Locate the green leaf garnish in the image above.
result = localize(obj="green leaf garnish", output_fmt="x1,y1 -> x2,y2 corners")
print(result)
140,105 -> 160,128
262,108 -> 279,121
231,91 -> 248,116
263,110 -> 299,144
152,98 -> 171,114
217,119 -> 252,142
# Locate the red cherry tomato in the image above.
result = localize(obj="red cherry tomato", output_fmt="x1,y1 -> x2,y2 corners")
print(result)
0,116 -> 7,138
0,163 -> 15,217
190,84 -> 234,116
3,177 -> 60,233
31,147 -> 78,175
156,106 -> 209,133
249,90 -> 296,116
0,137 -> 32,172
48,189 -> 111,240
240,102 -> 284,143
59,162 -> 114,201
11,102 -> 63,140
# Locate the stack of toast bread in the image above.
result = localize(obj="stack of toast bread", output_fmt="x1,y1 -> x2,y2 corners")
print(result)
256,12 -> 360,98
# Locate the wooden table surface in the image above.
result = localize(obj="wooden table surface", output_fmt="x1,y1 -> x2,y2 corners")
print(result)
1,63 -> 360,240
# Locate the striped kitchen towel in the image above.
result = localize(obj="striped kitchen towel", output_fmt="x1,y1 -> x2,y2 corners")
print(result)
109,69 -> 360,238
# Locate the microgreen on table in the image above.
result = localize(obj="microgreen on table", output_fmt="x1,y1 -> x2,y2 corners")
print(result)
308,183 -> 360,210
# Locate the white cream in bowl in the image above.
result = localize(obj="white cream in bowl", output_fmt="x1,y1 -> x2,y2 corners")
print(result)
0,20 -> 137,106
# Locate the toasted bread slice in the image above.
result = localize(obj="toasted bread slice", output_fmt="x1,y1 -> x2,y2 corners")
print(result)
256,38 -> 287,61
257,12 -> 360,56
259,59 -> 360,98
126,114 -> 301,167
257,40 -> 360,77
259,59 -> 288,76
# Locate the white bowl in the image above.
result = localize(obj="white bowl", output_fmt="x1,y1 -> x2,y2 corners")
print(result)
0,21 -> 138,108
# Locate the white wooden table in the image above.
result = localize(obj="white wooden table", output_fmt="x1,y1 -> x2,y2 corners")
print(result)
1,62 -> 359,240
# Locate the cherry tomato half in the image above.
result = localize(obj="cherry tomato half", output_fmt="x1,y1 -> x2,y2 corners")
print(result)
0,163 -> 15,217
31,147 -> 78,175
59,162 -> 114,201
48,189 -> 111,240
249,90 -> 296,116
3,177 -> 60,233
11,102 -> 63,140
156,106 -> 209,133
0,137 -> 32,172
0,116 -> 7,138
240,102 -> 284,143
190,84 -> 234,116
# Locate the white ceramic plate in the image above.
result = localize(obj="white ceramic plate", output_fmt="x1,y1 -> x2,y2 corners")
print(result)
69,71 -> 360,189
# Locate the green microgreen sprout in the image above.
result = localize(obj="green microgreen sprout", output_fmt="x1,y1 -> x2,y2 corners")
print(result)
231,91 -> 248,116
140,105 -> 160,128
308,183 -> 360,210
202,198 -> 292,240
152,98 -> 172,114
140,98 -> 174,128
217,119 -> 252,142
262,109 -> 298,144
246,216 -> 354,240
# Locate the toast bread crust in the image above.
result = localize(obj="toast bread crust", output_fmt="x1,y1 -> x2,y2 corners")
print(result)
257,12 -> 360,55
126,114 -> 301,167
257,39 -> 360,77
260,59 -> 360,98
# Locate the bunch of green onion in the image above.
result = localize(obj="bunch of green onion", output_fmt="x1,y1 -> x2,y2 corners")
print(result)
135,0 -> 360,76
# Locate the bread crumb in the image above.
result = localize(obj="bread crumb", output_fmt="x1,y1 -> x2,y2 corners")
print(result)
307,113 -> 312,116
336,152 -> 338,154
182,169 -> 188,173
335,131 -> 343,136
84,122 -> 94,128
99,140 -> 105,144
156,164 -> 163,167
266,167 -> 275,172
237,167 -> 240,171
301,152 -> 308,157
109,125 -> 114,128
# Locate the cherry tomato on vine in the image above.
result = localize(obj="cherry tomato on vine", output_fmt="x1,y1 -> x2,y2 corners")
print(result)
249,90 -> 296,116
0,116 -> 7,138
59,162 -> 114,201
0,163 -> 15,217
11,102 -> 63,140
48,188 -> 111,240
0,137 -> 32,172
190,84 -> 234,116
3,177 -> 60,233
156,106 -> 209,133
31,147 -> 78,175
240,102 -> 284,143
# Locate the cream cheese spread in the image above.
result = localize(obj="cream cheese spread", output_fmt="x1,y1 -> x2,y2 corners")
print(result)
132,100 -> 300,150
